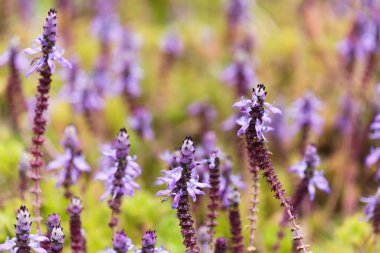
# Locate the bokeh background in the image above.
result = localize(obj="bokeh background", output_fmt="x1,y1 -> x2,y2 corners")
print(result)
0,0 -> 379,252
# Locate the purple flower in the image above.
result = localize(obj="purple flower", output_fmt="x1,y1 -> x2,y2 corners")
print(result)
366,113 -> 380,178
155,138 -> 210,209
361,188 -> 380,221
187,102 -> 217,121
232,84 -> 282,139
128,107 -> 154,140
113,230 -> 133,253
0,37 -> 26,70
289,145 -> 330,200
67,197 -> 86,253
160,31 -> 183,57
289,92 -> 323,136
47,126 -> 90,197
139,230 -> 157,253
0,206 -> 48,253
46,213 -> 61,234
220,50 -> 256,96
24,10 -> 71,76
95,129 -> 141,201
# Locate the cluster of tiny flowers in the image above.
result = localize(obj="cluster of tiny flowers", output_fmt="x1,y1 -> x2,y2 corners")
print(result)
96,129 -> 141,201
337,11 -> 378,73
133,230 -> 169,253
0,206 -> 48,253
366,113 -> 380,178
24,9 -> 71,76
219,157 -> 245,208
289,144 -> 330,200
233,84 -> 282,139
47,126 -> 91,188
289,92 -> 323,136
155,138 -> 210,209
220,50 -> 256,96
128,107 -> 154,140
113,28 -> 143,97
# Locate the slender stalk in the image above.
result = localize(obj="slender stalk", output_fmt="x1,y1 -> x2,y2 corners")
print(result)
207,156 -> 220,251
247,167 -> 259,253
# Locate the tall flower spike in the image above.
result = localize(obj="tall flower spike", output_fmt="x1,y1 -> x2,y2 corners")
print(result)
47,125 -> 91,198
67,197 -> 86,253
155,137 -> 209,253
112,230 -> 133,253
0,205 -> 48,253
206,151 -> 221,251
234,84 -> 311,252
25,9 -> 71,233
0,38 -> 27,131
273,144 -> 329,252
361,188 -> 380,252
50,226 -> 65,253
227,189 -> 244,253
41,213 -> 61,251
95,128 -> 141,230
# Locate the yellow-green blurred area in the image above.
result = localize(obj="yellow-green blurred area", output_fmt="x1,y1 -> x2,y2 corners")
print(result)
0,0 -> 378,252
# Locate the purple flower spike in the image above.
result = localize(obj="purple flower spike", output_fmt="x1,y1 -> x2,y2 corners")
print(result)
112,230 -> 133,253
141,230 -> 156,253
24,9 -> 71,76
50,226 -> 64,253
95,128 -> 141,229
369,113 -> 380,140
233,84 -> 281,140
215,237 -> 227,253
128,107 -> 154,140
46,213 -> 61,234
366,113 -> 380,179
0,205 -> 49,253
289,144 -> 330,200
47,125 -> 91,198
67,197 -> 86,253
221,50 -> 256,96
155,137 -> 204,252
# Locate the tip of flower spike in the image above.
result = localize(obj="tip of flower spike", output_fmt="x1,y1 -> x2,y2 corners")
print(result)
253,83 -> 267,99
68,196 -> 83,214
51,225 -> 65,242
47,213 -> 61,231
142,230 -> 157,248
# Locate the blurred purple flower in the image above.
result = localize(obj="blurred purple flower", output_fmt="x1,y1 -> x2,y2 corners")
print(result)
361,188 -> 380,221
232,85 -> 282,140
221,50 -> 256,96
225,0 -> 249,26
369,113 -> 380,140
24,10 -> 71,76
113,28 -> 143,97
0,206 -> 48,253
219,157 -> 245,208
289,91 -> 323,136
289,145 -> 330,200
160,31 -> 183,57
47,126 -> 90,197
128,107 -> 154,140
